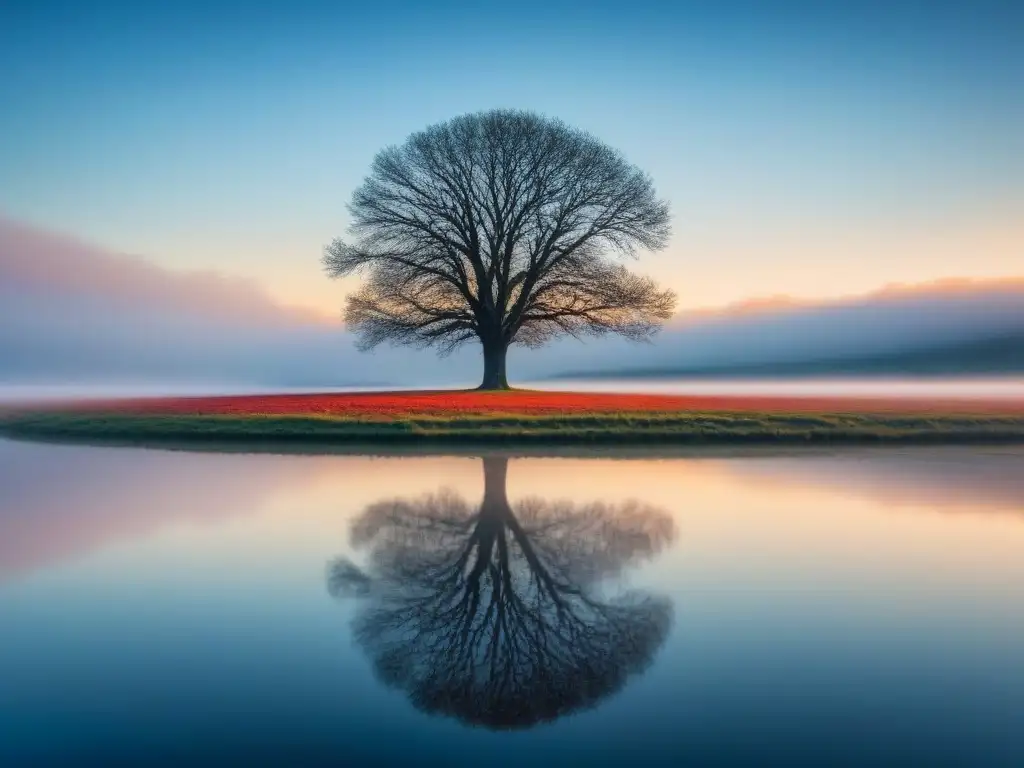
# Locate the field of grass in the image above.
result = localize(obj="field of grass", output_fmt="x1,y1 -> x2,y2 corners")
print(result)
1,390 -> 1023,446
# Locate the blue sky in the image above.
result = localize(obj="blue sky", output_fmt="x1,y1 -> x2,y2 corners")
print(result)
1,0 -> 1021,315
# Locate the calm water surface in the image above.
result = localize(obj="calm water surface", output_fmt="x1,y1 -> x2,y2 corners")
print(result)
1,439 -> 1023,766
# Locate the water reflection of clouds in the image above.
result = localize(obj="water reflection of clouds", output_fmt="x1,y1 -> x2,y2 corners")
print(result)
0,441 -> 328,584
3,442 -> 1022,594
720,447 -> 1024,515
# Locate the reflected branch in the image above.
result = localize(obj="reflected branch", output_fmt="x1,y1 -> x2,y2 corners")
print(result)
328,457 -> 676,729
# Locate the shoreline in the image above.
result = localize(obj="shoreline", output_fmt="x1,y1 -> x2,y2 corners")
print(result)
3,411 -> 1024,450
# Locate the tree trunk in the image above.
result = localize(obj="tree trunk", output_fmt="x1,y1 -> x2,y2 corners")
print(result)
479,337 -> 510,390
481,457 -> 510,509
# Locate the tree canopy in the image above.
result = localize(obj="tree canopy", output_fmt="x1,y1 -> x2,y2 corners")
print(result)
324,109 -> 675,388
327,456 -> 676,729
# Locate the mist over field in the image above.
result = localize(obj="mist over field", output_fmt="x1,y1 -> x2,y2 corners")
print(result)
2,216 -> 1021,391
0,217 -> 476,389
542,280 -> 1024,379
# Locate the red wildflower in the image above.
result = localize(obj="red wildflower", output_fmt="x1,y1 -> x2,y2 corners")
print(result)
47,390 -> 1024,417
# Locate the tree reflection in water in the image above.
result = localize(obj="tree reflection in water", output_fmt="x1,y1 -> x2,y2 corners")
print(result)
327,456 -> 676,730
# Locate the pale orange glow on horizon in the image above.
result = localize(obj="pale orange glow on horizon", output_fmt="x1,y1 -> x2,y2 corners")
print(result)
249,206 -> 1024,321
4,206 -> 1020,331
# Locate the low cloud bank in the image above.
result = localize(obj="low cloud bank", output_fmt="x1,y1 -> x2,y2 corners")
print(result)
0,217 -> 474,388
532,278 -> 1024,378
2,216 -> 1021,388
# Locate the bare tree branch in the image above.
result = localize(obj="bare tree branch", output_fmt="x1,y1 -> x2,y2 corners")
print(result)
323,109 -> 676,388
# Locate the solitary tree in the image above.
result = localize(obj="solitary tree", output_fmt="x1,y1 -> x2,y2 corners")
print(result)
327,456 -> 675,729
324,109 -> 675,389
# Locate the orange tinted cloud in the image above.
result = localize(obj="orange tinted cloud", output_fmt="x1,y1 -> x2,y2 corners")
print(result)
0,215 -> 334,328
673,276 -> 1024,328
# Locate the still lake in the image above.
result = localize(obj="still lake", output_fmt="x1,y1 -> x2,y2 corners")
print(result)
1,438 -> 1023,765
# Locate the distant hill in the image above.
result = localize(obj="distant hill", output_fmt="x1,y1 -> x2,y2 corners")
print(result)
552,332 -> 1024,380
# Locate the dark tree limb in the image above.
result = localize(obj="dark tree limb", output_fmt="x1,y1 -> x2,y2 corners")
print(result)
323,109 -> 676,388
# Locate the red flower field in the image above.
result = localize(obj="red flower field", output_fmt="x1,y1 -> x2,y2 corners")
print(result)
46,389 -> 1024,418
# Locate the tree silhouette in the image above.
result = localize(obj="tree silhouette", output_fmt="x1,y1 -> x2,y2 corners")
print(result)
327,457 -> 675,730
323,109 -> 675,389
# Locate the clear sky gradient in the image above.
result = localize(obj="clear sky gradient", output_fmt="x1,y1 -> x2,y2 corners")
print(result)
1,0 -> 1021,317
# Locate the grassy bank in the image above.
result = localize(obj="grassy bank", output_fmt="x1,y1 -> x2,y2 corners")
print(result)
3,410 -> 1024,446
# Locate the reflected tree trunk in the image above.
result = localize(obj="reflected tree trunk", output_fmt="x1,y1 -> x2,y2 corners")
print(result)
327,455 -> 677,729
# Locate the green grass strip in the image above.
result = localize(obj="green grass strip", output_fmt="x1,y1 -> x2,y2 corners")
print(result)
1,410 -> 1023,446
